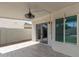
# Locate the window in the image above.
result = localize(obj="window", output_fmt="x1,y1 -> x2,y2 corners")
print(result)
55,18 -> 64,42
65,15 -> 77,44
55,15 -> 77,44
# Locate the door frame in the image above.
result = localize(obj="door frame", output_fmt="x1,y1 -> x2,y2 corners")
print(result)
36,22 -> 48,44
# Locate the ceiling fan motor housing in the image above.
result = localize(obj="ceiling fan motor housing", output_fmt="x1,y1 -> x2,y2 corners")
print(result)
25,8 -> 35,19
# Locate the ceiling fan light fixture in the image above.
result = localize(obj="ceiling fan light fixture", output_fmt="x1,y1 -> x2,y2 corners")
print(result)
25,8 -> 35,19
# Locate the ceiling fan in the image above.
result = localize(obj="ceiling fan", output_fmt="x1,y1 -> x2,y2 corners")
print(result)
25,8 -> 35,19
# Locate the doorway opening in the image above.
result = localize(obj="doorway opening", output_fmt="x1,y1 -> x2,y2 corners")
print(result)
36,23 -> 48,44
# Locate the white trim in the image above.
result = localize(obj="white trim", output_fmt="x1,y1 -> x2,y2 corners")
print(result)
77,15 -> 78,45
63,18 -> 66,43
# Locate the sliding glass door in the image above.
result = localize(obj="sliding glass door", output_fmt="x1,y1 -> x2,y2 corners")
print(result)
36,23 -> 48,44
36,24 -> 41,40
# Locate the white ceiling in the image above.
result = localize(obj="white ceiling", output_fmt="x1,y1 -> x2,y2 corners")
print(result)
25,2 -> 78,18
25,2 -> 77,12
0,2 -> 77,19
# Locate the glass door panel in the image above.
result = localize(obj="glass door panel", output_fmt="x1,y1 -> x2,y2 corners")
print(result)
36,23 -> 48,44
36,24 -> 41,40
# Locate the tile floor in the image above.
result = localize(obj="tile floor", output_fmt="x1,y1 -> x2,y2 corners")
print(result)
0,41 -> 69,57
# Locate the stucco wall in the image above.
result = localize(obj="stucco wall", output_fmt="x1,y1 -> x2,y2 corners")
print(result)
32,3 -> 79,56
32,14 -> 52,47
51,3 -> 79,57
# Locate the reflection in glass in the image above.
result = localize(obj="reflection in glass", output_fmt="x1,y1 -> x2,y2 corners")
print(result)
42,23 -> 47,38
36,23 -> 48,44
55,18 -> 64,42
36,24 -> 41,39
65,15 -> 77,44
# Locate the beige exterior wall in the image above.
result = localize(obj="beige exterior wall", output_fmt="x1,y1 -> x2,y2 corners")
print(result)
51,3 -> 79,57
32,14 -> 52,47
32,14 -> 51,24
32,3 -> 79,56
